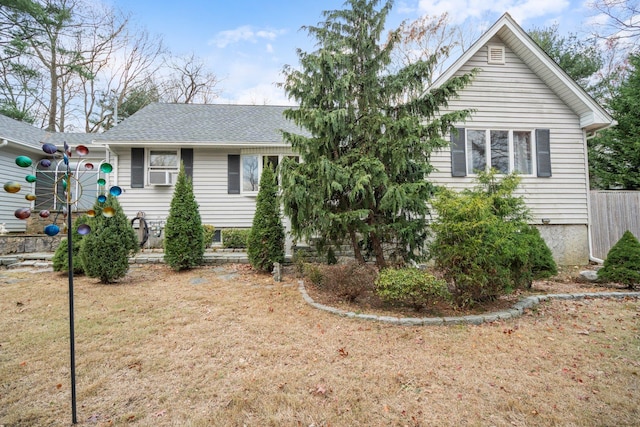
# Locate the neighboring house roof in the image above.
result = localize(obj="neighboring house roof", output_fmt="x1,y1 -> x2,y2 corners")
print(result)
92,103 -> 303,146
432,12 -> 614,132
0,114 -> 48,151
0,114 -> 96,152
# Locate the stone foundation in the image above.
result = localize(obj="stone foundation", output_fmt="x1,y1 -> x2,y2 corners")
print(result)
536,224 -> 589,266
0,234 -> 63,255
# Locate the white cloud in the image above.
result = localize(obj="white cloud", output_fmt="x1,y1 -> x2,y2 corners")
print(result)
209,25 -> 286,48
416,0 -> 570,25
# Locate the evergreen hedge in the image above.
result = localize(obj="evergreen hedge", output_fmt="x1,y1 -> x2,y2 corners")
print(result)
52,214 -> 89,274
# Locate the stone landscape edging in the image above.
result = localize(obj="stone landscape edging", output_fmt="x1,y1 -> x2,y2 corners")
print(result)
297,280 -> 640,326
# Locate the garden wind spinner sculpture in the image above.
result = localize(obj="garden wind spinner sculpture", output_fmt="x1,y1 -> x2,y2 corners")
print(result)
4,141 -> 122,424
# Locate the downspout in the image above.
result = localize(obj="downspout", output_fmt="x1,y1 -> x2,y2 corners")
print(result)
585,124 -> 616,264
0,138 -> 8,147
104,144 -> 118,187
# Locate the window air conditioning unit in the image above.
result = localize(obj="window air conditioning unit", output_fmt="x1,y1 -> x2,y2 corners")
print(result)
149,170 -> 173,186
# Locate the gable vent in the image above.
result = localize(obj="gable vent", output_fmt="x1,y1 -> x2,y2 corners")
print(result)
487,44 -> 505,64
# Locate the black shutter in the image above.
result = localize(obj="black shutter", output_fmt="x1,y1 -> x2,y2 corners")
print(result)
131,148 -> 145,188
228,154 -> 240,194
450,127 -> 467,177
536,129 -> 552,177
181,148 -> 194,179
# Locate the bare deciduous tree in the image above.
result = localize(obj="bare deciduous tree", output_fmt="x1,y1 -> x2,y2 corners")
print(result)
589,0 -> 640,43
160,53 -> 220,104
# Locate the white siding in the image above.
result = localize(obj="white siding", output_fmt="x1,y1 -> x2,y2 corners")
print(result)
110,147 -> 288,228
432,39 -> 589,225
0,146 -> 37,232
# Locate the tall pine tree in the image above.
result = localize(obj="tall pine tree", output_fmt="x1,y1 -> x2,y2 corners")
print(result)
279,0 -> 475,267
164,163 -> 205,271
589,54 -> 640,190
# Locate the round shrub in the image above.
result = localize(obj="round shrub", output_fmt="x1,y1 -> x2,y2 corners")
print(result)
375,268 -> 450,310
598,230 -> 640,288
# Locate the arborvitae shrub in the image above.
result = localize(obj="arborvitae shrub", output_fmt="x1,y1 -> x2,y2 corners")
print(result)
52,215 -> 89,274
80,195 -> 139,283
164,163 -> 205,271
247,164 -> 285,272
598,230 -> 640,288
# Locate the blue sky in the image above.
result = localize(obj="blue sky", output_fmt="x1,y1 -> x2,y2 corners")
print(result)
109,0 -> 594,105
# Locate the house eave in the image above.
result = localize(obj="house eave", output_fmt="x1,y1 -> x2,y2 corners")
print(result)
91,140 -> 291,149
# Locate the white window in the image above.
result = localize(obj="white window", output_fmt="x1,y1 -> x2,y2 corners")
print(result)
234,154 -> 298,194
148,150 -> 179,185
466,129 -> 534,175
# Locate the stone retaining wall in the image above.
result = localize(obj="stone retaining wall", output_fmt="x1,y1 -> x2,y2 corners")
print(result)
0,234 -> 63,255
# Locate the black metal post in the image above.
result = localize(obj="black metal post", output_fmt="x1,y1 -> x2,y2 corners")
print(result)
66,171 -> 78,424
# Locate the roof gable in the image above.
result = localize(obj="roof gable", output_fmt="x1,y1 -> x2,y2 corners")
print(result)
433,13 -> 613,132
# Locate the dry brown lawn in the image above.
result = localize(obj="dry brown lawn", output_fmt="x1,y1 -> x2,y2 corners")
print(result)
0,263 -> 639,427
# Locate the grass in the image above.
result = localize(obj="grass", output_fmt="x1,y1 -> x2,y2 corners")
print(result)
0,264 -> 639,426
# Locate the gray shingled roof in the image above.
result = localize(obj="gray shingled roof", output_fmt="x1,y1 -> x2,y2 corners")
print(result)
0,114 -> 48,149
0,114 -> 97,150
93,103 -> 305,144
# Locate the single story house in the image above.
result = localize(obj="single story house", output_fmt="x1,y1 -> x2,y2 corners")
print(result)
2,13 -> 614,264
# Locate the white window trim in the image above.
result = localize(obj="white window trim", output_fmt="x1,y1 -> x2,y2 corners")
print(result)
240,153 -> 299,195
147,148 -> 180,186
466,129 -> 536,176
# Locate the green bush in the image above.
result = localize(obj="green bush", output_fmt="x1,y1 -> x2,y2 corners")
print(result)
247,164 -> 285,272
164,164 -> 205,271
52,215 -> 89,274
375,268 -> 450,310
202,224 -> 216,250
79,195 -> 139,283
222,229 -> 250,248
429,171 -> 556,306
598,230 -> 640,288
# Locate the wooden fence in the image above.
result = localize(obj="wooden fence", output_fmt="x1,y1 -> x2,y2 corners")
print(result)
590,190 -> 640,260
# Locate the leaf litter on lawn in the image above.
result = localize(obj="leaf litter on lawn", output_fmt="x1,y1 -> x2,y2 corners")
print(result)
0,263 -> 638,426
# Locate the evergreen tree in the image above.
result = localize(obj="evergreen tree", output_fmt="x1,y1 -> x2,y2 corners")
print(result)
80,194 -> 139,283
247,163 -> 285,272
52,214 -> 89,274
598,230 -> 640,288
589,54 -> 640,190
164,163 -> 204,271
528,25 -> 602,92
279,0 -> 475,268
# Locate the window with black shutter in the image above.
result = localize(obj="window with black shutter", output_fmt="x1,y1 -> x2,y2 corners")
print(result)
131,148 -> 145,188
228,154 -> 240,194
450,127 -> 467,177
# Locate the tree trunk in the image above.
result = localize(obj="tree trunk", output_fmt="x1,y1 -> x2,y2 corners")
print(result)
349,229 -> 365,264
370,230 -> 386,268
